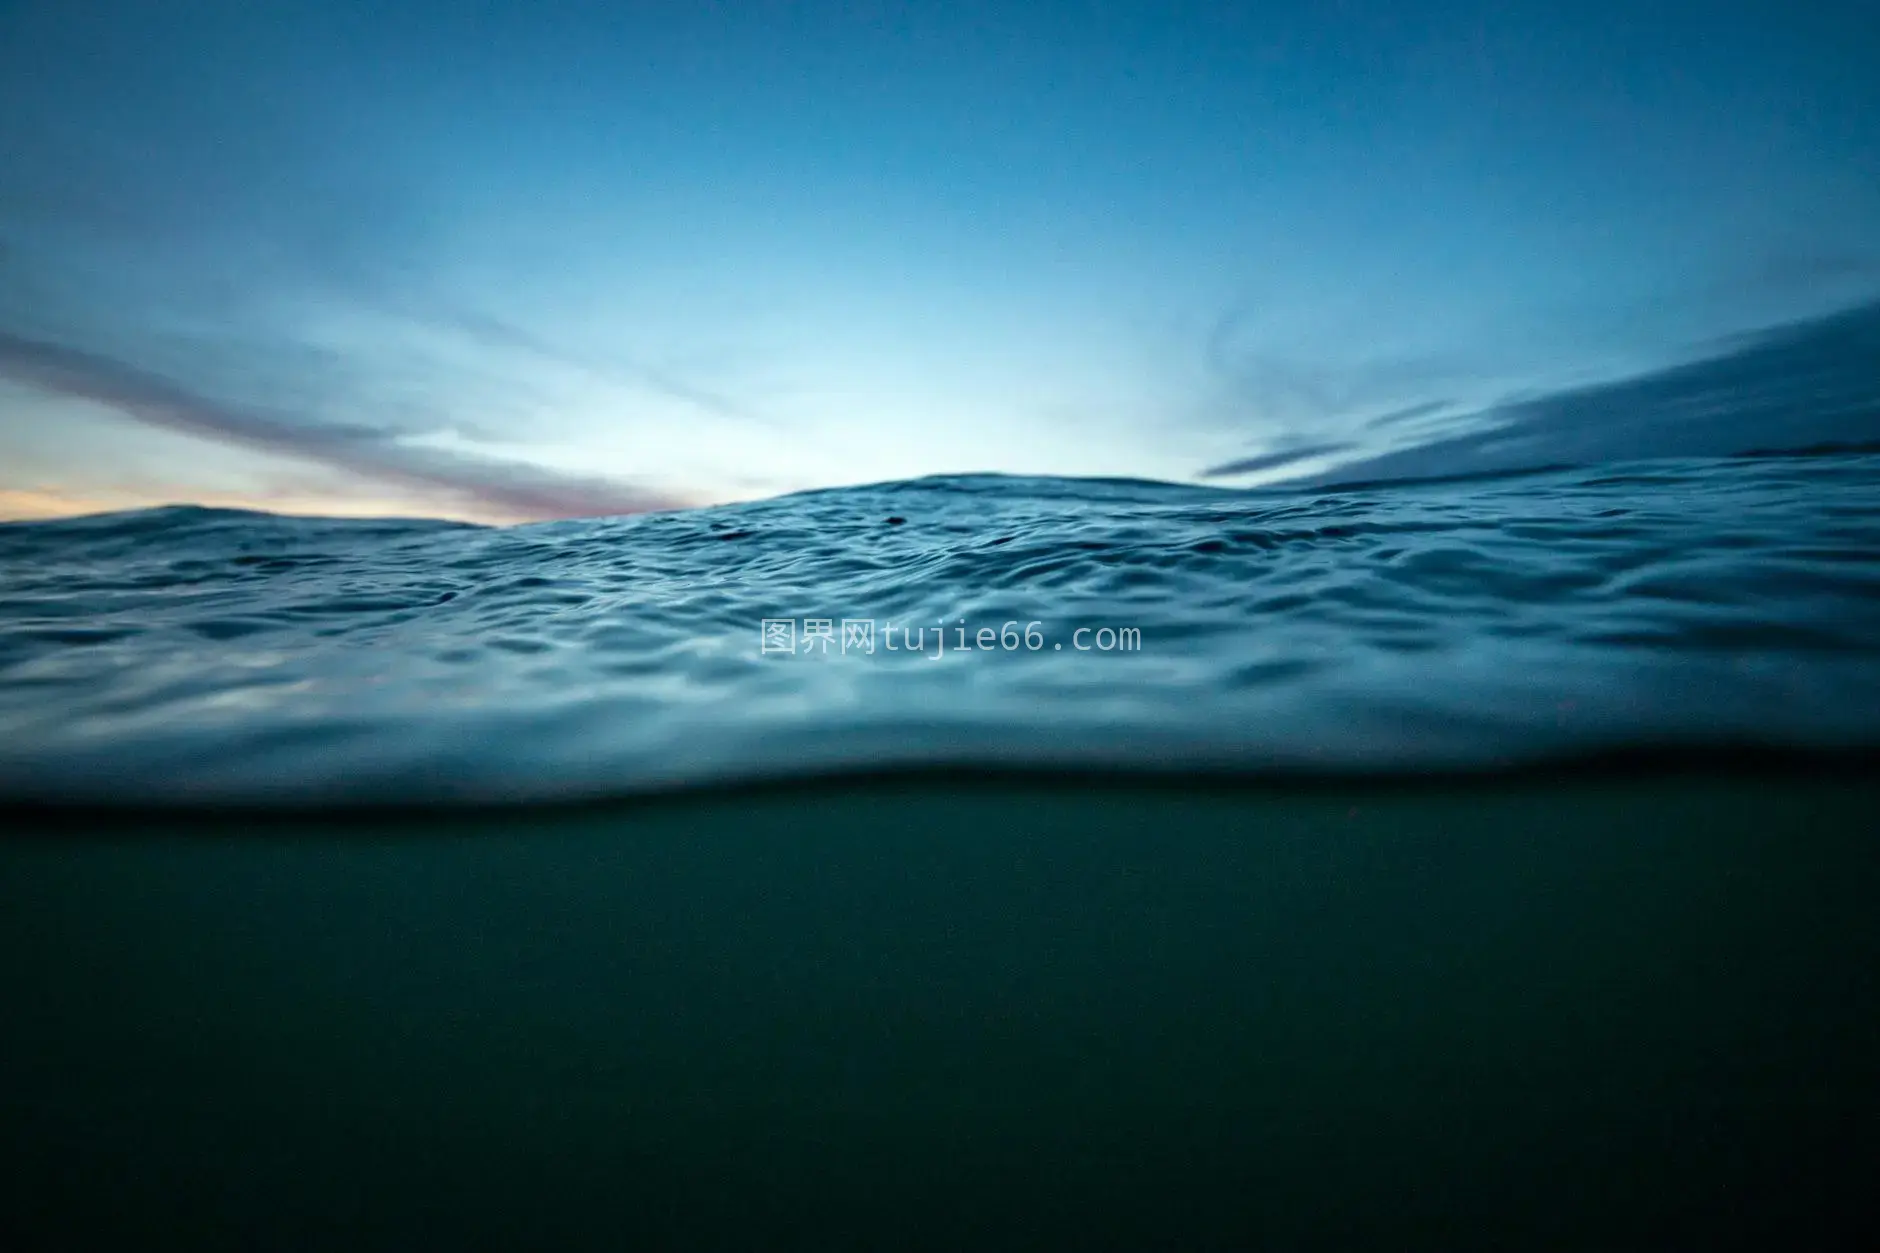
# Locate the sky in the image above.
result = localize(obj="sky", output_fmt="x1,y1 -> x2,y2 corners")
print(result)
2,0 -> 1877,523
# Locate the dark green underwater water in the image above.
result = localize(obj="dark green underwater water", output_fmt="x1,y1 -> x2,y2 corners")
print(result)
6,773 -> 1877,1250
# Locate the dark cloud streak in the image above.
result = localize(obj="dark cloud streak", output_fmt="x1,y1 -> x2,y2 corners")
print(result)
1290,299 -> 1880,487
1364,399 -> 1454,429
1199,443 -> 1356,479
0,332 -> 685,520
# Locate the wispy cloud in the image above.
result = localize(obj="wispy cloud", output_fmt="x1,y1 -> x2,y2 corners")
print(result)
0,332 -> 687,521
1363,399 -> 1455,430
0,8 -> 774,511
432,307 -> 776,428
1198,442 -> 1357,479
1193,304 -> 1500,461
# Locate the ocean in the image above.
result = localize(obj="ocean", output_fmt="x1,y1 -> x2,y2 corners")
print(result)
4,451 -> 1879,1248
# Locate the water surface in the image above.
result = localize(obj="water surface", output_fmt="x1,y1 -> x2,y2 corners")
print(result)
3,451 -> 1878,803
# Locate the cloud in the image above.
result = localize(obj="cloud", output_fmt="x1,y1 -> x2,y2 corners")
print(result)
433,307 -> 776,429
1292,298 -> 1880,486
0,24 -> 765,520
1198,442 -> 1357,479
0,6 -> 772,449
0,332 -> 687,521
1196,304 -> 1498,454
1363,399 -> 1454,429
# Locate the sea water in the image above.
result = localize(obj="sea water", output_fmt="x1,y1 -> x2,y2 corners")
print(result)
3,452 -> 1879,1248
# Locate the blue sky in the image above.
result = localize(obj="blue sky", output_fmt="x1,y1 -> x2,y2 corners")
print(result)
2,0 -> 1877,522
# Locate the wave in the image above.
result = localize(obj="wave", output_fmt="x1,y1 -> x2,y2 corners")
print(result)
2,451 -> 1878,805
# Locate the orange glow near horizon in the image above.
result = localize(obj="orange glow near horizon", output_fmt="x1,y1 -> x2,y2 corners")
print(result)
0,484 -> 532,526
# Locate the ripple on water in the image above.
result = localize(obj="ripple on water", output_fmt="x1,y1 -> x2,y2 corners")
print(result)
2,454 -> 1879,802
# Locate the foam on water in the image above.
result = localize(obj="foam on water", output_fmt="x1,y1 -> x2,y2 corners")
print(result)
3,451 -> 1879,803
